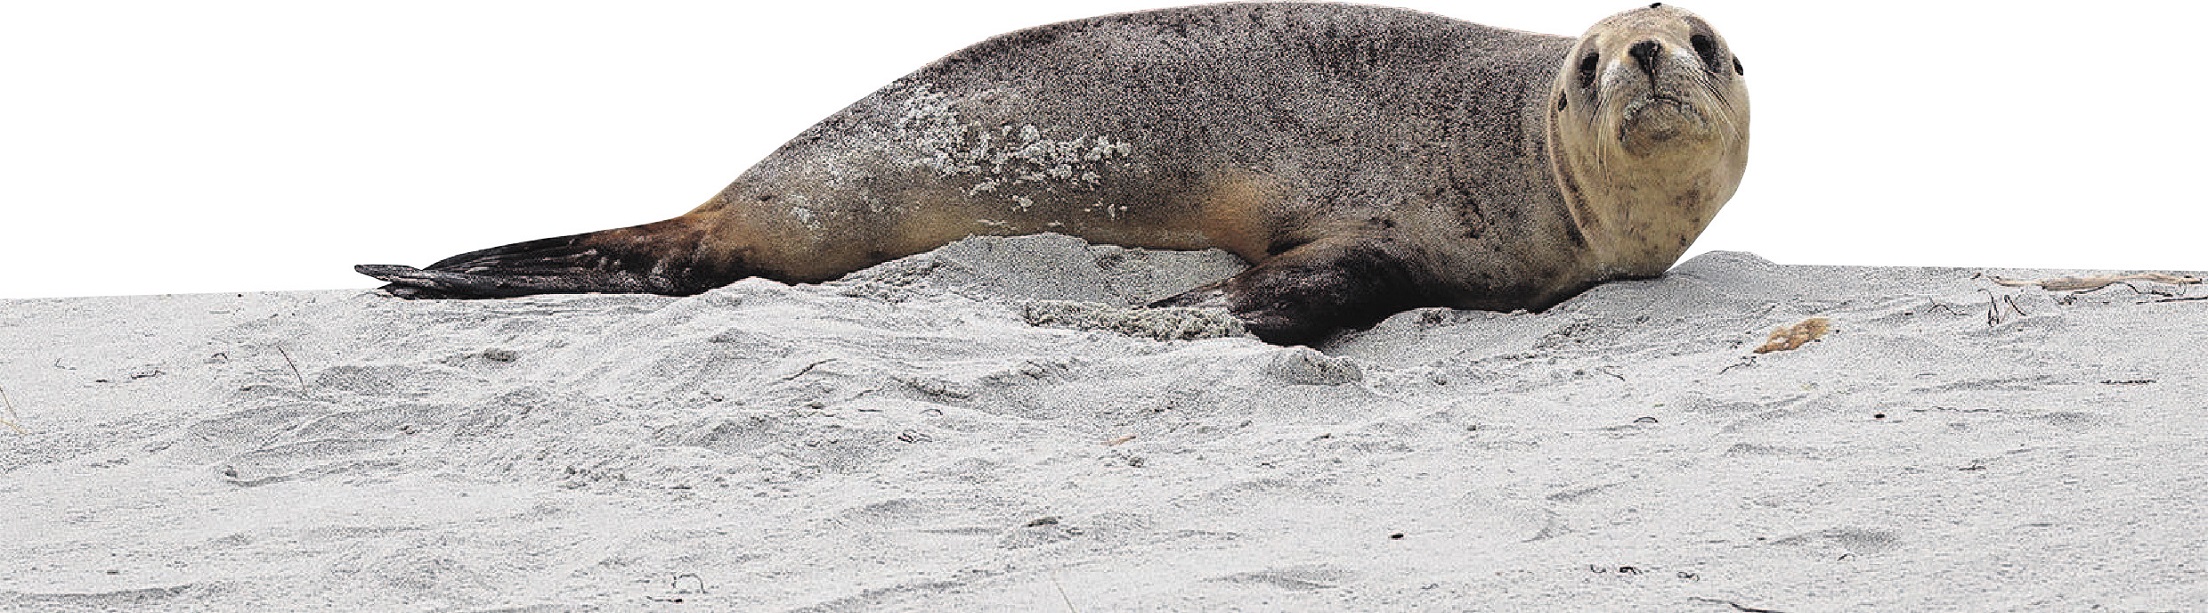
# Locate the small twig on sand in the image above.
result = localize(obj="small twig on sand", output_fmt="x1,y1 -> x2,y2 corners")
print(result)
1980,290 -> 2027,326
0,384 -> 25,434
1050,570 -> 1081,613
781,358 -> 836,382
276,346 -> 309,394
1687,597 -> 1789,613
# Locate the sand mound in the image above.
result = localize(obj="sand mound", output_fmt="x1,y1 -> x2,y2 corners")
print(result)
3,235 -> 2203,610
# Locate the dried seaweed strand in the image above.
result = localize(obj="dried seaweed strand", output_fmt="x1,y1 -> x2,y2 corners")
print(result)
0,384 -> 24,434
1990,272 -> 2201,292
276,346 -> 309,393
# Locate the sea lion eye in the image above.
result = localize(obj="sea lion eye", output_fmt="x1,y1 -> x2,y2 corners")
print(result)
1577,53 -> 1599,88
1733,56 -> 1744,75
1690,34 -> 1722,71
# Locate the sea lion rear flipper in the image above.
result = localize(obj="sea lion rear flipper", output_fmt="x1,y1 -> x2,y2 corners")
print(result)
357,216 -> 744,298
353,260 -> 622,299
1152,239 -> 1428,346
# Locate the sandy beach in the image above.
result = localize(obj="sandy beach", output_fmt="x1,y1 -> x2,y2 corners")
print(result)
3,234 -> 2203,611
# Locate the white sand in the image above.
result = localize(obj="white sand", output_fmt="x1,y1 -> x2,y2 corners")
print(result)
3,234 -> 2204,611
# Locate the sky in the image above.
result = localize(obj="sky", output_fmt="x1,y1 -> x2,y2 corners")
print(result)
3,1 -> 2203,299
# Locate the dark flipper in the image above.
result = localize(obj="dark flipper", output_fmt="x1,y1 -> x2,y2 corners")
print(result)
1152,239 -> 1431,346
357,216 -> 748,299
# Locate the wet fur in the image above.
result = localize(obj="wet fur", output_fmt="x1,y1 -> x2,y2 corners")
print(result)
359,3 -> 1750,345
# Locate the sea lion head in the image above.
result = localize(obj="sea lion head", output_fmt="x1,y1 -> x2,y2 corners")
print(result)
1547,3 -> 1751,276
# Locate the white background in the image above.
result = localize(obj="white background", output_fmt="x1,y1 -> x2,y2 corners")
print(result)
3,1 -> 2200,299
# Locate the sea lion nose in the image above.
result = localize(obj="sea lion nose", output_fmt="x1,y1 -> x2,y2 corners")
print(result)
1629,40 -> 1661,76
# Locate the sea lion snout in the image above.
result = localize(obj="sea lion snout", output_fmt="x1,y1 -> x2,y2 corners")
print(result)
1560,4 -> 1747,158
1629,40 -> 1663,76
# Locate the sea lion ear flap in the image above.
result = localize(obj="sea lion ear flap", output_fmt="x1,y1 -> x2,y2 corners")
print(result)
356,216 -> 744,298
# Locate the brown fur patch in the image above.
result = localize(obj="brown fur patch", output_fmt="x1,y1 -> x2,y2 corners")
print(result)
1193,171 -> 1285,262
637,208 -> 789,283
583,215 -> 708,257
884,190 -> 994,261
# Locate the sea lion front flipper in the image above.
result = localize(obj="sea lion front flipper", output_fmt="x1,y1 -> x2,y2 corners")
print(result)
1152,239 -> 1430,346
357,215 -> 746,299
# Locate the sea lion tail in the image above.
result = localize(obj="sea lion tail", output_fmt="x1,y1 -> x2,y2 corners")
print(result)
356,215 -> 745,299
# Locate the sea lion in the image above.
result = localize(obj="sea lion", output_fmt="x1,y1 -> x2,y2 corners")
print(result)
357,2 -> 1750,346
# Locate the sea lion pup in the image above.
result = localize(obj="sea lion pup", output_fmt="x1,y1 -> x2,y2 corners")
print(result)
357,3 -> 1750,346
